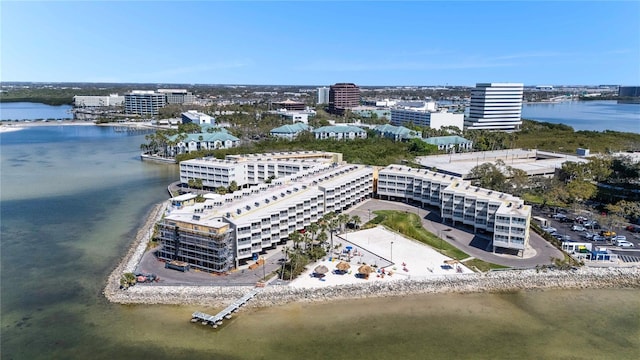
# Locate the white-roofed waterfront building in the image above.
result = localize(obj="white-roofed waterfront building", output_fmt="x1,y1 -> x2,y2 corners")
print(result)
181,110 -> 215,125
158,152 -> 532,273
73,94 -> 124,107
464,83 -> 524,131
157,154 -> 373,271
179,151 -> 343,189
377,165 -> 531,256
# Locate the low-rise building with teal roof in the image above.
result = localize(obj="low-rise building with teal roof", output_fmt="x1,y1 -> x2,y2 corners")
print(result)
269,123 -> 312,140
422,135 -> 473,152
374,124 -> 421,142
167,129 -> 240,156
313,125 -> 367,140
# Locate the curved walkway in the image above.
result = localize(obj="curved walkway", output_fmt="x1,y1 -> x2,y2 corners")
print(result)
345,199 -> 564,268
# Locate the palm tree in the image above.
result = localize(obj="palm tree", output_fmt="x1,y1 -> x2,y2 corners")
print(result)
289,231 -> 303,251
350,215 -> 362,230
321,212 -> 338,256
337,213 -> 350,233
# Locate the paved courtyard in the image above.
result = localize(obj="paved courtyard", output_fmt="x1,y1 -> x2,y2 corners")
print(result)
289,226 -> 473,289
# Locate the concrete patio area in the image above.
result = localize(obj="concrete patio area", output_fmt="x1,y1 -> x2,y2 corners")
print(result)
289,226 -> 473,289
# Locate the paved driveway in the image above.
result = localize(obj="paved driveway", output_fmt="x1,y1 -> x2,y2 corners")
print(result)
346,199 -> 563,268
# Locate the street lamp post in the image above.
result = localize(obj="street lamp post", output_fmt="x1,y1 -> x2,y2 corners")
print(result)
391,241 -> 394,263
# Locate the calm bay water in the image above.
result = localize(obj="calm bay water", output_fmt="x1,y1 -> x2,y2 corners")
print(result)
522,100 -> 640,133
1,126 -> 639,359
0,102 -> 73,121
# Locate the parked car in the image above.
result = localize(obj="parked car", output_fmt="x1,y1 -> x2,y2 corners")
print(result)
575,216 -> 589,223
614,235 -> 627,242
616,240 -> 634,248
592,235 -> 606,242
581,232 -> 595,240
542,226 -> 557,233
600,230 -> 616,238
626,225 -> 640,233
552,213 -> 567,220
571,225 -> 586,232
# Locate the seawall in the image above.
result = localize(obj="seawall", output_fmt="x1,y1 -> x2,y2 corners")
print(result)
104,203 -> 640,309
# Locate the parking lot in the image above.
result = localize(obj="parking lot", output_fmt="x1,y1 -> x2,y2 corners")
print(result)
533,207 -> 640,263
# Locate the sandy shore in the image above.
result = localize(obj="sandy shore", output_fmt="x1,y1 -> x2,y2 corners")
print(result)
0,120 -> 96,132
0,120 -> 161,132
103,202 -> 640,309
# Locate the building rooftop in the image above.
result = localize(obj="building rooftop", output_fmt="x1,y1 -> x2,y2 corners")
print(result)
270,123 -> 312,134
374,124 -> 420,138
313,125 -> 366,134
168,131 -> 239,143
422,136 -> 472,146
380,164 -> 530,217
416,149 -> 589,178
166,163 -> 370,227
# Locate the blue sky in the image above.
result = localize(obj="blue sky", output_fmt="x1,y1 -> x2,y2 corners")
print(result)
1,1 -> 638,86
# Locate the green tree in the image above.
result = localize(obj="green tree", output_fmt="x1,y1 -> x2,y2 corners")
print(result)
506,167 -> 529,196
228,180 -> 239,193
350,215 -> 362,230
565,180 -> 597,203
467,162 -> 507,192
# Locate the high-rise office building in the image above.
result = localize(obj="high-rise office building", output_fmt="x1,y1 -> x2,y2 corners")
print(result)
157,89 -> 196,105
317,87 -> 330,104
124,91 -> 167,116
329,83 -> 360,115
464,83 -> 523,131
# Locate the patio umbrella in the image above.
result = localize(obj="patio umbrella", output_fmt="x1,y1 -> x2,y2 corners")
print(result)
358,265 -> 374,275
335,261 -> 351,272
314,265 -> 329,275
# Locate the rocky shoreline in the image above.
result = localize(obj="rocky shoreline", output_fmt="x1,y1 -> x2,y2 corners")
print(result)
106,267 -> 640,308
103,203 -> 640,308
103,201 -> 167,298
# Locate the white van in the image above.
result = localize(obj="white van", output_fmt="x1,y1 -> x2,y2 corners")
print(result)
615,239 -> 634,248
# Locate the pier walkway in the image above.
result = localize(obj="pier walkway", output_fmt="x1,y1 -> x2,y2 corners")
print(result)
191,288 -> 262,328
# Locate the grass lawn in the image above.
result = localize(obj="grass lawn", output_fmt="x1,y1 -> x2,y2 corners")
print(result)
463,258 -> 509,272
366,210 -> 506,271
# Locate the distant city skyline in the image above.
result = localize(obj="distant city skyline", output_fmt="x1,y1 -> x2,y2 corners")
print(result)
1,1 -> 638,86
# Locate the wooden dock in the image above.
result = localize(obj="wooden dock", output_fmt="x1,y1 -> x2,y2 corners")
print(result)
191,288 -> 262,329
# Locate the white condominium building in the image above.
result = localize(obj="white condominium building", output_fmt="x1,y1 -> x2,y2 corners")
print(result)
377,165 -> 531,255
464,83 -> 524,131
158,161 -> 373,272
160,152 -> 532,273
391,108 -> 464,130
73,94 -> 124,107
179,151 -> 343,189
